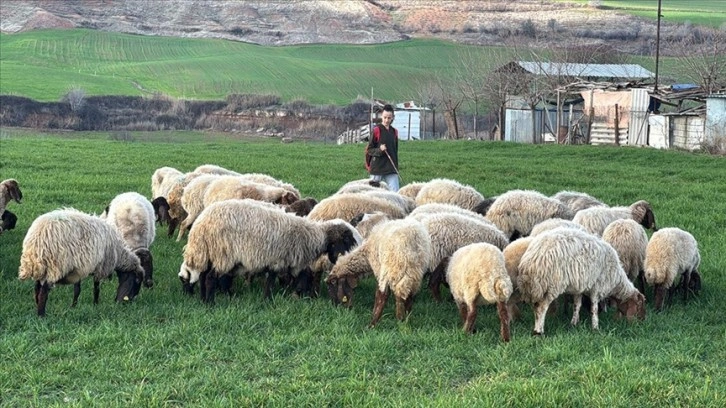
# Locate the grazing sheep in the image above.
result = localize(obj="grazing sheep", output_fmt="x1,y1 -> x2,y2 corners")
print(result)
517,227 -> 646,335
193,164 -> 242,176
18,208 -> 144,317
1,210 -> 18,234
154,171 -> 203,237
0,178 -> 23,216
176,174 -> 222,241
326,218 -> 432,327
644,227 -> 701,311
359,190 -> 416,214
101,192 -> 156,288
485,189 -> 575,241
151,166 -> 183,199
572,200 -> 657,237
284,197 -> 318,217
409,203 -> 493,225
602,219 -> 649,292
410,212 -> 509,301
178,199 -> 359,303
350,211 -> 392,239
446,243 -> 512,341
336,179 -> 389,194
414,178 -> 487,213
397,181 -> 426,200
502,237 -> 535,322
552,190 -> 607,213
530,218 -> 586,237
307,193 -> 406,223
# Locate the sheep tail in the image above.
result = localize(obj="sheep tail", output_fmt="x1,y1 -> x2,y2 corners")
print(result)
517,273 -> 544,303
493,276 -> 513,302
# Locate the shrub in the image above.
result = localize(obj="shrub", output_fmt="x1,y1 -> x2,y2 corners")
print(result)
520,19 -> 536,38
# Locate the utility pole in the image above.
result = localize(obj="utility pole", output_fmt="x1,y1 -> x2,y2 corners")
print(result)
654,0 -> 662,92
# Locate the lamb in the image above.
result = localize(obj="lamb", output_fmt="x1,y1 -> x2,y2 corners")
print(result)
0,178 -> 23,216
529,218 -> 586,237
1,210 -> 18,234
284,197 -> 318,217
325,218 -> 432,327
572,200 -> 657,237
484,189 -> 575,241
517,227 -> 646,335
178,199 -> 359,303
644,227 -> 701,311
446,242 -> 513,341
602,219 -> 649,292
151,166 -> 183,199
552,190 -> 607,213
101,192 -> 156,288
18,208 -> 144,317
397,181 -> 427,200
414,178 -> 488,213
307,193 -> 407,223
410,212 -> 509,301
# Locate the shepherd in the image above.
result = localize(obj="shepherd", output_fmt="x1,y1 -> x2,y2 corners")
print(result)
365,104 -> 401,192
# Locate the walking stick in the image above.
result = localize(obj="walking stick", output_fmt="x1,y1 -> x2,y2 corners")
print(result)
384,150 -> 403,184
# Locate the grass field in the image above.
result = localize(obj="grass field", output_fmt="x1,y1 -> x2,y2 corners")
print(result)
564,0 -> 726,27
0,129 -> 724,406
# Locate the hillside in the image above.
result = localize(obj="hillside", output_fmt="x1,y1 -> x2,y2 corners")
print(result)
1,0 -> 720,55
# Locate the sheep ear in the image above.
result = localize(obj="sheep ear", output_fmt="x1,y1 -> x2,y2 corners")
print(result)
9,182 -> 22,203
644,208 -> 656,230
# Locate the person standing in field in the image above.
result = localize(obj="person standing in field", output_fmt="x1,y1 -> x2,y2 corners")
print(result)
365,104 -> 400,192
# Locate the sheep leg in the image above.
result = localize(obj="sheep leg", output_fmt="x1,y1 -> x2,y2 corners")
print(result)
34,281 -> 42,305
590,297 -> 600,330
264,270 -> 277,300
532,300 -> 552,336
199,270 -> 208,302
428,263 -> 446,302
369,288 -> 389,328
654,284 -> 666,312
681,271 -> 691,302
204,272 -> 218,305
36,282 -> 50,317
637,270 -> 646,294
93,280 -> 100,305
463,304 -> 478,334
166,217 -> 179,237
176,219 -> 190,242
497,301 -> 511,342
457,302 -> 468,324
394,295 -> 406,321
71,282 -> 81,307
570,294 -> 582,326
404,294 -> 415,315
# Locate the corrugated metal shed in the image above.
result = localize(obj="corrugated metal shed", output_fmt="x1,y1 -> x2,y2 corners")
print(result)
706,94 -> 726,141
515,62 -> 654,80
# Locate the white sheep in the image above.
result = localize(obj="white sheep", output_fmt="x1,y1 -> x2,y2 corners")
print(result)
193,164 -> 242,176
602,219 -> 649,292
151,166 -> 183,199
101,192 -> 156,288
397,181 -> 427,200
502,236 -> 535,323
409,202 -> 494,225
0,178 -> 23,216
410,212 -> 509,302
414,178 -> 488,212
350,211 -> 392,239
485,189 -> 574,241
529,218 -> 586,237
336,178 -> 389,194
307,193 -> 406,223
644,227 -> 701,311
153,171 -> 202,237
517,227 -> 646,335
358,190 -> 416,214
18,208 -> 144,317
446,242 -> 513,341
178,199 -> 359,302
552,190 -> 607,213
572,200 -> 657,237
175,174 -> 222,241
325,218 -> 432,327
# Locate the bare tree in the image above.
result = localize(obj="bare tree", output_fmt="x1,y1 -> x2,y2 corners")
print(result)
454,48 -> 488,139
63,87 -> 86,113
415,81 -> 440,139
669,29 -> 726,94
481,48 -> 519,141
432,72 -> 465,139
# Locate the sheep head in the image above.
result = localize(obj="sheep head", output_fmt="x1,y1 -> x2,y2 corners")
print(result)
151,196 -> 171,225
115,264 -> 143,303
1,210 -> 18,233
616,292 -> 646,321
2,179 -> 23,204
323,222 -> 359,264
632,200 -> 657,231
325,274 -> 358,308
135,248 -> 154,288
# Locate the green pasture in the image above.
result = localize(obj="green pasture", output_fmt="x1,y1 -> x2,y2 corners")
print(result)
562,0 -> 726,27
0,130 -> 724,406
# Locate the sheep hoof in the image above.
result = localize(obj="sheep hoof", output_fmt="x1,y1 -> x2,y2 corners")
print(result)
532,331 -> 543,336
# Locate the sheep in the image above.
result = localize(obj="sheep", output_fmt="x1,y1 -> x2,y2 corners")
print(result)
153,171 -> 203,237
552,190 -> 607,213
307,193 -> 406,223
1,210 -> 18,234
101,192 -> 156,288
446,242 -> 513,341
358,190 -> 416,214
414,178 -> 488,213
284,197 -> 318,217
0,178 -> 23,216
602,219 -> 649,292
336,179 -> 389,194
194,164 -> 242,176
350,211 -> 392,239
572,200 -> 657,237
175,174 -> 223,241
410,212 -> 509,302
178,199 -> 359,303
151,166 -> 183,199
325,218 -> 432,327
644,227 -> 701,311
409,203 -> 493,225
502,237 -> 535,323
484,189 -> 575,241
529,218 -> 586,237
18,208 -> 144,317
517,227 -> 646,336
397,181 -> 427,200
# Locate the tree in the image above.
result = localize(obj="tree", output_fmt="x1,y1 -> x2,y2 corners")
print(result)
415,81 -> 440,139
453,48 -> 488,139
62,87 -> 86,113
432,72 -> 465,139
669,28 -> 726,94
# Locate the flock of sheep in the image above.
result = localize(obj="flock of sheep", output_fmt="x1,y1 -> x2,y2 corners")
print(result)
0,169 -> 702,341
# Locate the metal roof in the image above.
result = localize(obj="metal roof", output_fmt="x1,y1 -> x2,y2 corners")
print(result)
516,61 -> 654,80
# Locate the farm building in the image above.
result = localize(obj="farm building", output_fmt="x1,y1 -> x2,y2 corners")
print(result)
337,99 -> 425,144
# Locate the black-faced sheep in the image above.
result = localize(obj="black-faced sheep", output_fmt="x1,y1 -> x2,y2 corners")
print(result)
644,227 -> 701,311
178,199 -> 359,303
153,171 -> 202,237
517,227 -> 646,336
101,192 -> 156,288
18,208 -> 144,317
552,190 -> 607,213
0,178 -> 23,216
414,178 -> 488,213
307,193 -> 406,223
484,189 -> 575,241
446,242 -> 512,341
602,219 -> 649,292
284,197 -> 318,217
325,218 -> 432,327
572,200 -> 656,237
